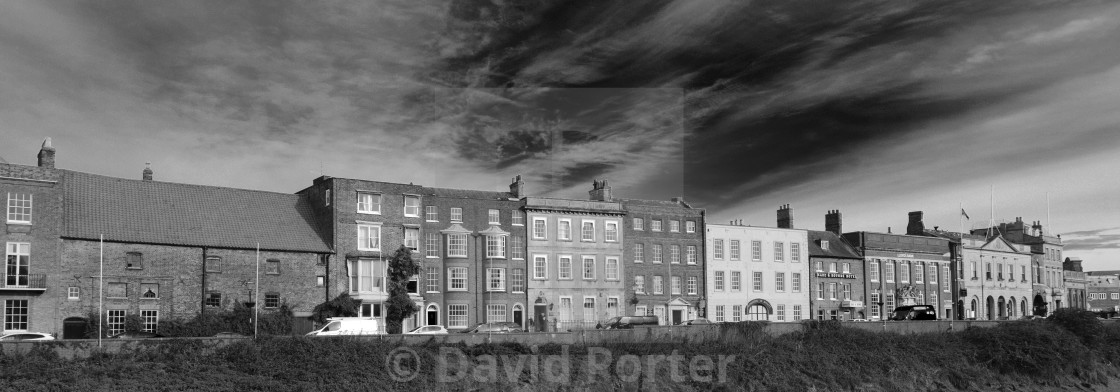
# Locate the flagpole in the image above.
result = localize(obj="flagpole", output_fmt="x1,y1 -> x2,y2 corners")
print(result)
1046,192 -> 1051,236
255,243 -> 260,339
989,186 -> 995,238
99,234 -> 103,348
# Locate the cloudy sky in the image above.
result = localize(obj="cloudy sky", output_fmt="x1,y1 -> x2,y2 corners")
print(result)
1,0 -> 1117,269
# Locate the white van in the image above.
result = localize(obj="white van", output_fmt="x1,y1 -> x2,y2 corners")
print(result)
305,317 -> 383,336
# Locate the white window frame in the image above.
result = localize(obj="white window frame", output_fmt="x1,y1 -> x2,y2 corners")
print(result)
356,192 -> 381,214
558,219 -> 572,241
558,256 -> 573,280
713,240 -> 724,260
776,304 -> 786,322
425,205 -> 438,221
6,193 -> 32,224
731,271 -> 741,291
870,261 -> 880,281
750,240 -> 761,261
635,275 -> 645,294
404,227 -> 420,251
731,240 -> 741,260
447,233 -> 468,258
753,271 -> 763,292
605,221 -> 618,242
533,255 -> 548,280
485,235 -> 506,259
791,243 -> 801,262
582,256 -> 596,280
448,267 -> 467,291
715,305 -> 725,322
634,243 -> 644,263
773,241 -> 784,262
670,244 -> 680,264
425,232 -> 440,258
488,209 -> 500,224
651,219 -> 662,232
107,309 -> 126,336
686,221 -> 696,233
792,273 -> 802,292
532,217 -> 547,240
653,276 -> 663,294
671,276 -> 681,295
357,224 -> 381,251
448,304 -> 468,329
687,276 -> 697,295
403,195 -> 420,217
140,310 -> 159,333
349,258 -> 385,294
487,268 -> 505,292
487,304 -> 507,323
450,207 -> 463,223
511,268 -> 525,292
606,257 -> 619,281
793,305 -> 803,321
583,297 -> 596,322
581,220 -> 595,242
670,220 -> 680,233
510,236 -> 525,260
775,272 -> 785,292
511,210 -> 523,226
633,218 -> 644,231
687,245 -> 697,264
652,244 -> 663,264
426,268 -> 440,293
68,287 -> 80,300
843,263 -> 851,274
714,271 -> 725,291
5,242 -> 30,287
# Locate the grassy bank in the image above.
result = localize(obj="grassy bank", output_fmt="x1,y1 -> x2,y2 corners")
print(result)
3,310 -> 1120,391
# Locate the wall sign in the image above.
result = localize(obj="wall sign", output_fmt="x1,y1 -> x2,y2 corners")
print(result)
815,272 -> 857,279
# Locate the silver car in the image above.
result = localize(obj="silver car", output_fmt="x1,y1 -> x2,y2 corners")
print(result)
0,332 -> 55,341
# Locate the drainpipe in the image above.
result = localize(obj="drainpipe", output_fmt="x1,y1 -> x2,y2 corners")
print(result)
201,247 -> 208,317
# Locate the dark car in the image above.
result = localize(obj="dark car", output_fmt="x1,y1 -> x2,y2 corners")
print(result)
889,305 -> 938,321
460,322 -> 521,333
109,331 -> 165,339
596,316 -> 660,330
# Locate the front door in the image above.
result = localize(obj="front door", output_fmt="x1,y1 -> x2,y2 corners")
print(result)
672,310 -> 683,325
534,304 -> 548,332
513,308 -> 523,327
427,308 -> 438,326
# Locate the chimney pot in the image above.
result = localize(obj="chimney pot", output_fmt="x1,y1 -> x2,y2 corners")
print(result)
588,179 -> 612,201
509,174 -> 525,199
143,162 -> 153,181
37,137 -> 56,169
825,209 -> 843,235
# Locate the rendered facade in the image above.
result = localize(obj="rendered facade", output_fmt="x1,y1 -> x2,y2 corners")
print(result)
706,223 -> 809,323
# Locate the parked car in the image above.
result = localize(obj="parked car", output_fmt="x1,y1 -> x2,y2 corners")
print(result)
0,332 -> 55,341
460,322 -> 521,333
679,318 -> 712,325
847,318 -> 870,322
406,325 -> 449,335
306,317 -> 383,336
109,331 -> 165,339
889,305 -> 938,321
213,331 -> 249,338
596,316 -> 661,330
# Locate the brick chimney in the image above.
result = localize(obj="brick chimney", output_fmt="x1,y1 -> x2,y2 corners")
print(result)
589,179 -> 612,201
825,210 -> 842,235
509,175 -> 525,199
906,211 -> 925,235
777,204 -> 794,229
37,137 -> 55,169
143,162 -> 153,181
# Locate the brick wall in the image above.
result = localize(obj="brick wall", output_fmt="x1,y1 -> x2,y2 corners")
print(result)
1,163 -> 63,335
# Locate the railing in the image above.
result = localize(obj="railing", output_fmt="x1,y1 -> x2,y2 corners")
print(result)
0,274 -> 46,290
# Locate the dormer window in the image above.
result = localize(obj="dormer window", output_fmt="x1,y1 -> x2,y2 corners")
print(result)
821,240 -> 830,251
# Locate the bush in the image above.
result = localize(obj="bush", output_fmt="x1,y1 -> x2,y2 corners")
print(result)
1048,308 -> 1104,346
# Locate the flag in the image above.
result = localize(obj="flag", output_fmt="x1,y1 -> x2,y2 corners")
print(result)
961,208 -> 970,220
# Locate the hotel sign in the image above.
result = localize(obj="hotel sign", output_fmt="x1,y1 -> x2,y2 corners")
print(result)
815,272 -> 857,279
897,253 -> 915,258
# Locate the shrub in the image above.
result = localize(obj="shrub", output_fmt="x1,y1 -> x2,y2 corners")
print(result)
1048,308 -> 1104,346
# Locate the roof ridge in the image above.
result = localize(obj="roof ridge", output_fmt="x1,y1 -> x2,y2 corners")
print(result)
62,169 -> 302,197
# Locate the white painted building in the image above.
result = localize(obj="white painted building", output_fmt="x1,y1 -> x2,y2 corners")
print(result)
706,224 -> 810,322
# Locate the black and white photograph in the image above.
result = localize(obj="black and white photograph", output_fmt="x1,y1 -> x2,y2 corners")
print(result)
2,1 -> 1119,390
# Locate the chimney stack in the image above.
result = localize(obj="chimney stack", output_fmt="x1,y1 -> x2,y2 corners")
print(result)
906,211 -> 925,235
143,162 -> 153,181
777,204 -> 794,229
825,210 -> 842,235
588,179 -> 612,201
37,138 -> 55,169
509,175 -> 525,199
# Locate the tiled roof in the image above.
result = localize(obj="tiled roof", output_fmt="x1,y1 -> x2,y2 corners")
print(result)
619,198 -> 695,209
63,171 -> 331,253
808,230 -> 862,259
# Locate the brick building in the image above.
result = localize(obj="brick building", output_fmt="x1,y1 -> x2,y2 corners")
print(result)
706,222 -> 809,323
808,210 -> 865,320
620,195 -> 704,325
1,139 -> 62,336
4,139 -> 335,338
843,213 -> 952,321
524,181 -> 626,331
1087,271 -> 1120,315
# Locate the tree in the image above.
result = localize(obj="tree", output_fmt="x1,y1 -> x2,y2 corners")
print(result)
310,293 -> 361,324
385,245 -> 422,334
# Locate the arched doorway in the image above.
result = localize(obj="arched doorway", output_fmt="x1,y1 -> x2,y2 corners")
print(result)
986,296 -> 995,320
1008,297 -> 1017,318
63,317 -> 87,339
425,304 -> 439,326
970,299 -> 978,319
1033,295 -> 1047,317
512,304 -> 524,329
1021,298 -> 1027,317
997,297 -> 1006,319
